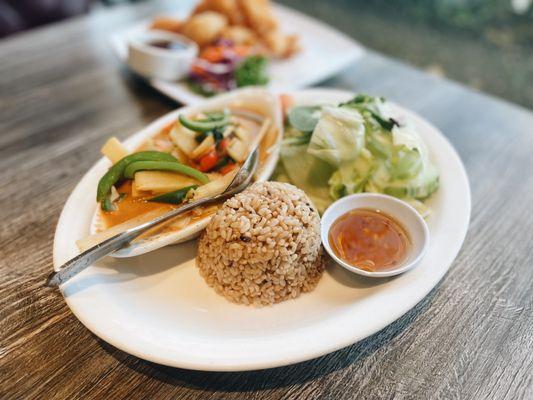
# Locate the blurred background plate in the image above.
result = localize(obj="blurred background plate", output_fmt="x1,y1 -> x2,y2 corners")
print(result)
110,3 -> 365,104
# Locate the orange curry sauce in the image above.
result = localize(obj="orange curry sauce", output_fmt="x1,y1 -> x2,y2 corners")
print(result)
102,181 -> 175,227
328,208 -> 410,272
101,181 -> 219,232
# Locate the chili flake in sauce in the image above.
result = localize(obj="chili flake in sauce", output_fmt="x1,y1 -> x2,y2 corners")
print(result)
328,208 -> 410,272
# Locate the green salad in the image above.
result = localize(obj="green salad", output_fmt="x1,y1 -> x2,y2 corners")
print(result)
275,94 -> 439,215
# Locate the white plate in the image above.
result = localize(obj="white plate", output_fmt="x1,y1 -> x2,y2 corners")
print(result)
53,89 -> 471,371
110,2 -> 365,105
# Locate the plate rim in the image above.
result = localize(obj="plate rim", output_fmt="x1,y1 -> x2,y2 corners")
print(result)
53,88 -> 471,371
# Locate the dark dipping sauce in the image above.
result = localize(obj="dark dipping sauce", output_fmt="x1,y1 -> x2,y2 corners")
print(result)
147,39 -> 188,51
328,208 -> 410,272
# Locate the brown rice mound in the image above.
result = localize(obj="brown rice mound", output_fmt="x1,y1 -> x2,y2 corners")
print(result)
196,181 -> 325,306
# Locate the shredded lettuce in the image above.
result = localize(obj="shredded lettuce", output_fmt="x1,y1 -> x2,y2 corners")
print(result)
287,106 -> 321,133
279,141 -> 335,213
279,95 -> 439,215
307,106 -> 366,166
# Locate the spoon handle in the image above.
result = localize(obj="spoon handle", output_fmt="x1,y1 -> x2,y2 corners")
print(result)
45,196 -> 214,287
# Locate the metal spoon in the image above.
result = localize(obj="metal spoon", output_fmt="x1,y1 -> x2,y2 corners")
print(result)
46,147 -> 259,288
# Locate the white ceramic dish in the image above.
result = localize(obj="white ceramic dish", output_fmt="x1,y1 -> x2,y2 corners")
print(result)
110,2 -> 365,105
321,193 -> 430,278
53,88 -> 470,371
87,88 -> 282,258
127,30 -> 198,81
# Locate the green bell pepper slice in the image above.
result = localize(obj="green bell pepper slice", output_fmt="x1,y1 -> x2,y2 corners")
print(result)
123,161 -> 210,184
148,185 -> 198,205
178,113 -> 229,133
96,151 -> 177,205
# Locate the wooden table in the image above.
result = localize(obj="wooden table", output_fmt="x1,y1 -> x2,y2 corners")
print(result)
1,1 -> 532,399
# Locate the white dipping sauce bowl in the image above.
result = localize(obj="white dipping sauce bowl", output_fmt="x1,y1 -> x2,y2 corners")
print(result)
127,30 -> 198,81
321,193 -> 430,278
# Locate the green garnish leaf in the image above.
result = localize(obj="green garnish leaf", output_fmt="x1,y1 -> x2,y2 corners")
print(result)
235,56 -> 269,88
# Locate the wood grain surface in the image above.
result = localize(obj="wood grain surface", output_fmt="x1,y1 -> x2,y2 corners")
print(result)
1,1 -> 532,399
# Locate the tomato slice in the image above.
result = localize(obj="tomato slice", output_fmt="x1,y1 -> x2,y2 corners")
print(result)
220,163 -> 237,175
280,93 -> 294,122
198,149 -> 219,172
218,137 -> 230,152
200,46 -> 225,63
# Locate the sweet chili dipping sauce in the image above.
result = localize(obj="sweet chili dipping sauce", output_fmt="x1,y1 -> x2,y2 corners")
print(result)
328,208 -> 410,272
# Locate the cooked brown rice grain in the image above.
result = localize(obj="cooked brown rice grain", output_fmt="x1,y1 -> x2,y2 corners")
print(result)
196,181 -> 325,306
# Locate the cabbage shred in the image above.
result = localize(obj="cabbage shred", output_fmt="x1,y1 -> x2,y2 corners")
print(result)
277,94 -> 439,216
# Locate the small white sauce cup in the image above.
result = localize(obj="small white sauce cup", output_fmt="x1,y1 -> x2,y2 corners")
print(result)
321,193 -> 430,278
127,30 -> 198,81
